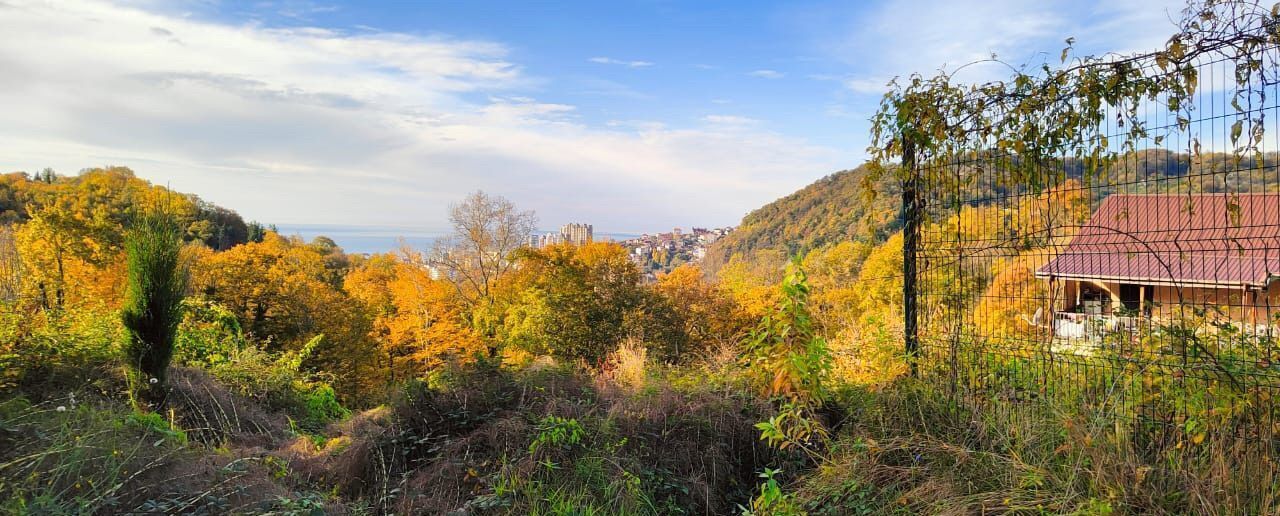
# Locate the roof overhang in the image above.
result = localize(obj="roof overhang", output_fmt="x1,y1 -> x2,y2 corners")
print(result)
1035,270 -> 1268,290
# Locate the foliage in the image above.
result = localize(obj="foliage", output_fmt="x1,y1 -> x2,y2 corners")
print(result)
971,251 -> 1053,339
2,167 -> 247,311
745,261 -> 832,405
498,242 -> 682,365
741,468 -> 803,516
174,297 -> 247,367
528,415 -> 585,456
121,212 -> 189,401
0,306 -> 122,393
743,260 -> 837,515
717,250 -> 787,319
654,264 -> 752,360
869,0 -> 1280,197
201,336 -> 349,432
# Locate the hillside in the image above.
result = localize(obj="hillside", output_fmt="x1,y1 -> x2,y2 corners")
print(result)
703,163 -> 902,274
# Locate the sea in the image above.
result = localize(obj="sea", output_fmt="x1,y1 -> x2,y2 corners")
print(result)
274,224 -> 642,255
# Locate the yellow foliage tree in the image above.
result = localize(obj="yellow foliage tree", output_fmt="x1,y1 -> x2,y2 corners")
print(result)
972,253 -> 1054,341
654,264 -> 750,355
191,232 -> 382,403
717,250 -> 786,319
345,251 -> 485,382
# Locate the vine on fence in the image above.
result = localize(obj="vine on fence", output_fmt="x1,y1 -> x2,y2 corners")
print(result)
872,0 -> 1280,439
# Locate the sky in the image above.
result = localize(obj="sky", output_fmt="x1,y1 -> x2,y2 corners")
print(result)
0,0 -> 1187,234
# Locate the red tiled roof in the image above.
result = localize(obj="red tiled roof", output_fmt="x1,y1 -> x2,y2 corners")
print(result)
1036,193 -> 1280,288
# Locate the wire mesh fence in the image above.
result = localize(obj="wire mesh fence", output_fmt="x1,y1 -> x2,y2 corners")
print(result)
906,41 -> 1280,444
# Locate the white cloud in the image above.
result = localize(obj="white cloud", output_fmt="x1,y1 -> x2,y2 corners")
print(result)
0,0 -> 845,230
588,56 -> 654,68
843,77 -> 890,95
748,69 -> 784,79
702,115 -> 760,126
818,0 -> 1184,88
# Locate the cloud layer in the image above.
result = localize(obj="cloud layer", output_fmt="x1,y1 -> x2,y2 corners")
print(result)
0,0 -> 841,231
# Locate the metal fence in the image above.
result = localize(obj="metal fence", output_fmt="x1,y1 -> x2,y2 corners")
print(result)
903,42 -> 1280,443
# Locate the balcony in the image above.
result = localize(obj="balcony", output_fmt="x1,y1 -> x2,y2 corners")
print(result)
1053,311 -> 1280,343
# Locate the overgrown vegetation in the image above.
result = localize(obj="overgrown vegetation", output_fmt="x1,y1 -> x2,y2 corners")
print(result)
5,1 -> 1280,514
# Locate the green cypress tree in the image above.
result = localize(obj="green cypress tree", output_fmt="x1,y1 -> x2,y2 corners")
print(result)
122,212 -> 188,404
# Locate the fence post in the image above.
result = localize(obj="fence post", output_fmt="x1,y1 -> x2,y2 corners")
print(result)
901,139 -> 920,376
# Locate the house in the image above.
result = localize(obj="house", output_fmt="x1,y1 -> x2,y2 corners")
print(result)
1035,193 -> 1280,339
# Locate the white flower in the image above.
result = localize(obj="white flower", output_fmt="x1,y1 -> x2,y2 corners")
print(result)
148,378 -> 158,385
56,406 -> 66,412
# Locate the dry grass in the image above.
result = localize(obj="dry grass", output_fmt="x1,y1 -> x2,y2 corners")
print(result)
167,367 -> 289,447
0,392 -> 291,514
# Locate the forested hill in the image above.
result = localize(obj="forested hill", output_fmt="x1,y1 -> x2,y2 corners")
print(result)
702,163 -> 901,274
0,166 -> 261,251
702,148 -> 1280,275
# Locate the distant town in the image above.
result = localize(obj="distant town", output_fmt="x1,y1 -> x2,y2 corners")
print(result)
529,223 -> 733,280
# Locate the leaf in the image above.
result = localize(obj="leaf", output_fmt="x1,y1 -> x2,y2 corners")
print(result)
1231,119 -> 1244,144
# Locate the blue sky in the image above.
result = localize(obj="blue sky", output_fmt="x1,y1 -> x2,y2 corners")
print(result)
0,0 -> 1184,233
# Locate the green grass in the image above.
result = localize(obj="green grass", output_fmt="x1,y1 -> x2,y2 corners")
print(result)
0,395 -> 190,514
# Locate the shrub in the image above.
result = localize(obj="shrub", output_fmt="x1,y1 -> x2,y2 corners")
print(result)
202,335 -> 348,433
0,306 -> 122,393
173,297 -> 245,367
601,338 -> 651,392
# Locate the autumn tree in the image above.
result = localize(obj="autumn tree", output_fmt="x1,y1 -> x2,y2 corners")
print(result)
429,191 -> 537,309
717,249 -> 787,319
0,225 -> 22,303
7,167 -> 248,310
191,232 -> 382,402
498,242 -> 678,364
345,251 -> 484,383
972,252 -> 1054,340
653,264 -> 750,360
1013,179 -> 1091,248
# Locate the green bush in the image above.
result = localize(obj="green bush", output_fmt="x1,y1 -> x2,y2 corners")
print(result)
174,297 -> 245,367
202,335 -> 348,432
300,382 -> 349,431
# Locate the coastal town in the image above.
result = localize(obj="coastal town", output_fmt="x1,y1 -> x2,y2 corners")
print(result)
528,223 -> 733,280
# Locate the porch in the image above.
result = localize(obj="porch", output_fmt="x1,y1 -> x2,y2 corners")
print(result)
1051,311 -> 1146,342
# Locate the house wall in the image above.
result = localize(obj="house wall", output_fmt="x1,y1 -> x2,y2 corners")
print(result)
1061,280 -> 1078,308
1149,284 -> 1277,326
1056,280 -> 1280,329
